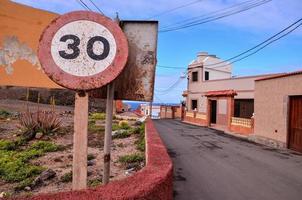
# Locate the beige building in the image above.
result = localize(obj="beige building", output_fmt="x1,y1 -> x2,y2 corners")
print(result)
183,52 -> 302,153
254,71 -> 302,152
183,52 -> 274,133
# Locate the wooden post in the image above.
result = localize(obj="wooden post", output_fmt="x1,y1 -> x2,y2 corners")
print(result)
72,92 -> 88,190
150,102 -> 153,118
103,83 -> 115,184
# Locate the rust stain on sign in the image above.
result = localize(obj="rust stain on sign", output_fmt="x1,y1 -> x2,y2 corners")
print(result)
90,21 -> 158,101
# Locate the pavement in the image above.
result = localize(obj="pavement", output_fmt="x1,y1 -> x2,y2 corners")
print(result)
153,119 -> 302,200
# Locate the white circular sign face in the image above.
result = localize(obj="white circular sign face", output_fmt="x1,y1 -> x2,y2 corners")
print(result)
51,20 -> 117,77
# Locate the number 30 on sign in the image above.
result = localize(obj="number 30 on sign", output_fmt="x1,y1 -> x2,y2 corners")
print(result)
38,11 -> 128,90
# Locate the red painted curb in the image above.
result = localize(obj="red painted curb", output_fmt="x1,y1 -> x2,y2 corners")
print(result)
7,119 -> 173,200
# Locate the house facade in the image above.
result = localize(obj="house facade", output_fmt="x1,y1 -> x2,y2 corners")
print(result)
183,52 -> 277,134
253,71 -> 302,152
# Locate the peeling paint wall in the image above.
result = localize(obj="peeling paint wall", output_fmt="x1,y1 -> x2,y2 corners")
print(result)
0,36 -> 40,74
0,0 -> 60,88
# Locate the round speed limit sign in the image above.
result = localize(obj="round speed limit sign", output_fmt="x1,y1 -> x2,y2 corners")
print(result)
38,11 -> 128,90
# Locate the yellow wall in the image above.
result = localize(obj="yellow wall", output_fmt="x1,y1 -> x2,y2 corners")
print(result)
0,0 -> 61,88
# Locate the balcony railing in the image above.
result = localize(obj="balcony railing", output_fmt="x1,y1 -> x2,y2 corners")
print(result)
186,112 -> 194,118
231,117 -> 253,128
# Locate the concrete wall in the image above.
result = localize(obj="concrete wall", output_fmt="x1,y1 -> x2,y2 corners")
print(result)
254,74 -> 302,146
13,119 -> 173,200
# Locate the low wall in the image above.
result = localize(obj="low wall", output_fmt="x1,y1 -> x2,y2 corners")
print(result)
230,125 -> 253,135
184,116 -> 207,126
183,111 -> 207,126
10,119 -> 173,200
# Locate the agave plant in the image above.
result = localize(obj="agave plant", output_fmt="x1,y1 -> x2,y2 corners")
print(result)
18,111 -> 62,140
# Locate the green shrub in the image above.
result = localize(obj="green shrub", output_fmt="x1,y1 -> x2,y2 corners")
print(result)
14,177 -> 34,191
113,130 -> 131,139
88,178 -> 102,187
0,152 -> 44,182
60,171 -> 72,183
118,153 -> 145,164
0,138 -> 26,151
136,138 -> 145,152
87,154 -> 96,161
90,112 -> 106,120
0,140 -> 17,151
118,120 -> 130,130
30,141 -> 58,152
88,123 -> 105,133
0,109 -> 10,119
135,123 -> 145,152
0,140 -> 57,183
112,124 -> 119,131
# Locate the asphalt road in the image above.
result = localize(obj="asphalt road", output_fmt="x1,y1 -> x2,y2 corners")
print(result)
153,119 -> 302,200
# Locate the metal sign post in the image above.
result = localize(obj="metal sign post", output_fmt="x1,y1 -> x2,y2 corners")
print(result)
38,11 -> 128,190
103,83 -> 115,184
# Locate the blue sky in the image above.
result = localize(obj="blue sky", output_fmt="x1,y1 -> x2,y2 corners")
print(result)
13,0 -> 302,103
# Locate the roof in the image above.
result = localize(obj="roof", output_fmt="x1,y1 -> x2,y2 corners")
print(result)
256,70 -> 302,81
205,90 -> 237,97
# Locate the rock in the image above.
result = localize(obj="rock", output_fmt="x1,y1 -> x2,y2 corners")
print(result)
32,169 -> 56,187
40,169 -> 56,181
87,160 -> 96,166
35,132 -> 43,139
0,192 -> 6,198
54,157 -> 63,162
24,186 -> 31,191
88,169 -> 93,176
67,154 -> 73,159
125,168 -> 135,176
134,121 -> 142,126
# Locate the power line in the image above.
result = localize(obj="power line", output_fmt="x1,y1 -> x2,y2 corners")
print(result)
157,18 -> 302,71
147,0 -> 205,20
76,0 -> 92,11
160,0 -> 272,32
87,0 -> 104,15
160,0 -> 260,29
157,65 -> 186,69
155,73 -> 187,94
206,18 -> 302,69
160,0 -> 270,32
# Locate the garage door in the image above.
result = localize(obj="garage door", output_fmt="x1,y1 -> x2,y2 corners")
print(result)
289,96 -> 302,153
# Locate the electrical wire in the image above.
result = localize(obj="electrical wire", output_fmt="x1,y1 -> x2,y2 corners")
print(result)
155,73 -> 187,94
206,18 -> 302,68
160,0 -> 260,29
157,18 -> 302,70
210,21 -> 302,69
87,0 -> 104,15
157,65 -> 186,69
76,0 -> 92,11
160,0 -> 272,32
147,0 -> 205,20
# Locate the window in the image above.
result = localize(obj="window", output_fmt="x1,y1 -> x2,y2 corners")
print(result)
205,71 -> 209,80
192,71 -> 198,82
191,99 -> 198,110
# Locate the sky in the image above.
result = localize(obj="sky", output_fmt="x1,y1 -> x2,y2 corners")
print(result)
12,0 -> 302,103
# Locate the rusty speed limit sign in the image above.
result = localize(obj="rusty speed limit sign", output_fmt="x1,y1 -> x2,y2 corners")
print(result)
38,11 -> 128,90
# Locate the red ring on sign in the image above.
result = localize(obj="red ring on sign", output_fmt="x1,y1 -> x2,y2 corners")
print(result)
38,11 -> 128,91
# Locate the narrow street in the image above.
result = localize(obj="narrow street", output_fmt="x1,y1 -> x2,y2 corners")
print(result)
154,119 -> 302,200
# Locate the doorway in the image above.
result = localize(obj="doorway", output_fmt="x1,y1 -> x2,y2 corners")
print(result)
289,96 -> 302,153
210,100 -> 217,124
